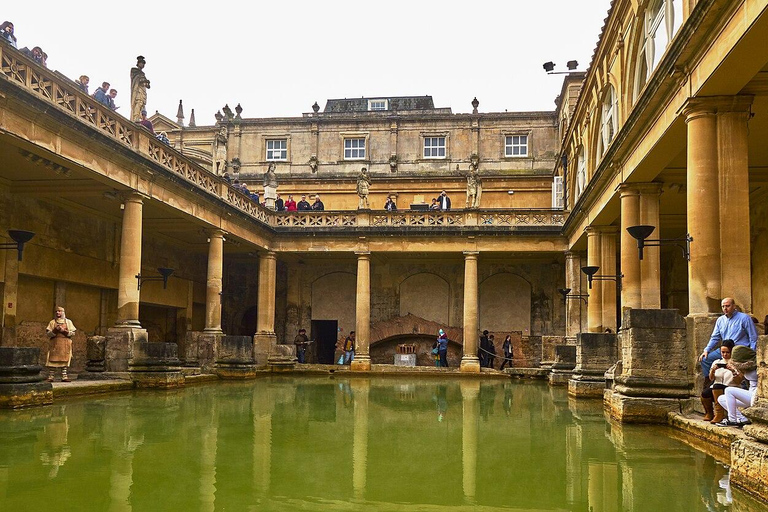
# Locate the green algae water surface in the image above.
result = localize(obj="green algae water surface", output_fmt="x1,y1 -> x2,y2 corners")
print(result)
0,377 -> 765,511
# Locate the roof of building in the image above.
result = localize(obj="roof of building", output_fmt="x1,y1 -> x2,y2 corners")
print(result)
323,96 -> 436,113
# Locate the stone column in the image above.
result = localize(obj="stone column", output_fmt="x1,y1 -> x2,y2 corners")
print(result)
564,251 -> 584,338
600,227 -> 618,332
586,228 -> 602,332
256,251 -> 276,336
351,252 -> 372,371
684,103 -> 720,314
568,333 -> 618,398
460,380 -> 479,504
638,184 -> 662,309
718,103 -> 752,312
1,248 -> 19,345
460,252 -> 481,372
116,193 -> 144,326
619,185 -> 641,311
204,230 -> 225,333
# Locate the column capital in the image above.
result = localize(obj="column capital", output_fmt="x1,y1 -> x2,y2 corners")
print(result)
565,250 -> 585,261
620,182 -> 663,197
121,191 -> 148,204
682,95 -> 753,121
354,251 -> 371,258
259,250 -> 276,260
463,251 -> 479,259
585,225 -> 619,235
206,229 -> 227,240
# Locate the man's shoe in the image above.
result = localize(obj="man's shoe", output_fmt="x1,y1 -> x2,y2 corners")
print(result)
737,420 -> 752,428
715,419 -> 739,427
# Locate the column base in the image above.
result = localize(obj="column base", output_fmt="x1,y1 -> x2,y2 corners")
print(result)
460,357 -> 481,373
105,327 -> 148,372
183,331 -> 221,372
216,335 -> 256,379
128,341 -> 184,389
730,438 -> 768,502
604,389 -> 683,423
548,370 -> 573,386
0,347 -> 53,408
350,357 -> 371,372
686,314 -> 719,392
567,378 -> 605,398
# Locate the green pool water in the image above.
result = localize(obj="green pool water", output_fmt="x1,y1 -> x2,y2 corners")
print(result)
0,377 -> 765,511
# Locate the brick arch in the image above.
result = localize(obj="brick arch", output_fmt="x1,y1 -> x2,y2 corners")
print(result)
370,313 -> 463,345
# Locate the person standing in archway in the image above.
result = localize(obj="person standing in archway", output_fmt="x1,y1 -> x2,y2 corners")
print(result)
46,307 -> 76,382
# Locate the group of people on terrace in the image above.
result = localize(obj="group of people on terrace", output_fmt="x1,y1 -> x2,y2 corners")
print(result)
699,297 -> 759,428
1,21 -> 47,67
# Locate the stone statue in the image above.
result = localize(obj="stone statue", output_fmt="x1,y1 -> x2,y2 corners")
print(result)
466,157 -> 482,208
212,125 -> 228,175
130,55 -> 150,122
357,167 -> 371,209
263,162 -> 279,209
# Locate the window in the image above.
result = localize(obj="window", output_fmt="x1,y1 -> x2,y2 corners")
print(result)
634,0 -> 683,99
368,99 -> 388,111
505,135 -> 528,157
575,149 -> 587,203
552,176 -> 564,209
344,138 -> 366,160
598,85 -> 618,157
423,137 -> 446,158
266,139 -> 287,161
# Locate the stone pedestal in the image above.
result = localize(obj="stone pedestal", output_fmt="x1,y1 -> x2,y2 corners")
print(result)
0,347 -> 52,409
730,336 -> 768,502
216,335 -> 256,379
268,342 -> 297,372
541,335 -> 567,369
685,314 -> 718,394
182,331 -> 219,373
569,333 -> 618,398
85,335 -> 106,373
128,342 -> 184,389
105,327 -> 147,372
549,345 -> 576,386
606,309 -> 691,423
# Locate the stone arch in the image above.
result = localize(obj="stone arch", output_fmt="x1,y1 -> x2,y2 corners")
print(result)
399,272 -> 450,325
311,271 -> 356,335
369,314 -> 463,367
479,273 -> 532,335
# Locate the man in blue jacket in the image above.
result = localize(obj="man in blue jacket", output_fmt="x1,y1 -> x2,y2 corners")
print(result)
699,297 -> 758,383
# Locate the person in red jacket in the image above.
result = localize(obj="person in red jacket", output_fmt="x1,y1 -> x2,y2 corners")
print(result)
285,194 -> 297,211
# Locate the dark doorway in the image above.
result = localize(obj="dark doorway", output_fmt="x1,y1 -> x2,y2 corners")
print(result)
312,320 -> 338,364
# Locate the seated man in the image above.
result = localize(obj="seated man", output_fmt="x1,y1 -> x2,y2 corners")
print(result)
699,298 -> 757,386
715,345 -> 757,427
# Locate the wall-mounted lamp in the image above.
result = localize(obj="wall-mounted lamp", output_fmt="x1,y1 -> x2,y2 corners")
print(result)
581,266 -> 623,290
626,225 -> 692,261
558,288 -> 588,304
0,230 -> 35,261
136,267 -> 175,290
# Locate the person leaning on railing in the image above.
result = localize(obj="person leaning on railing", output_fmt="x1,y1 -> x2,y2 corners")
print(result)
0,21 -> 17,48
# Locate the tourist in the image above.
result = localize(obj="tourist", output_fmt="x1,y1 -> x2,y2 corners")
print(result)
429,198 -> 440,210
107,89 -> 118,111
437,329 -> 448,367
75,75 -> 89,94
384,197 -> 397,211
486,334 -> 497,369
294,328 -> 309,364
297,194 -> 311,211
138,109 -> 154,134
438,190 -> 451,210
499,334 -> 513,370
275,194 -> 284,211
45,306 -> 76,382
699,298 -> 757,386
479,330 -> 490,367
701,339 -> 738,423
311,194 -> 324,211
715,345 -> 757,427
285,194 -> 297,211
93,82 -> 111,107
343,331 -> 355,364
156,131 -> 170,145
0,21 -> 17,48
23,46 -> 47,67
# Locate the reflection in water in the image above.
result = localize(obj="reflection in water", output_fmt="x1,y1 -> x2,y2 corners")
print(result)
0,379 -> 766,511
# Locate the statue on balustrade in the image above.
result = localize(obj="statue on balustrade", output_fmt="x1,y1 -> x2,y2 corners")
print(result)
357,167 -> 371,209
212,125 -> 228,175
465,155 -> 482,209
263,162 -> 279,209
130,55 -> 150,122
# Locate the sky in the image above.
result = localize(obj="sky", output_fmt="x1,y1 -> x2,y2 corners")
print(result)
4,1 -> 611,125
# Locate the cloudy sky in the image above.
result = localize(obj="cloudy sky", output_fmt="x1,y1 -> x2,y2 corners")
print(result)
4,1 -> 611,124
